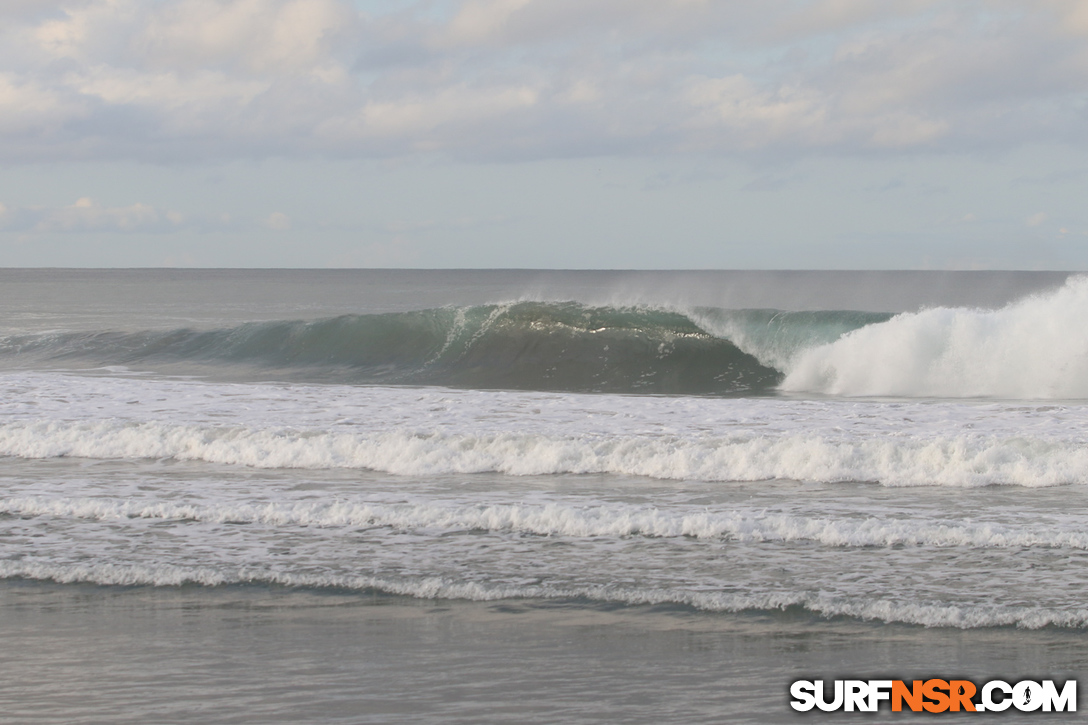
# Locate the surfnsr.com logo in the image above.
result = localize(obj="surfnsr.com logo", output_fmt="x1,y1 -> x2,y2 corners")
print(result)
790,679 -> 1076,713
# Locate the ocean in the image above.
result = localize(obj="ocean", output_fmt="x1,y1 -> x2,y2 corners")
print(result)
2,268 -> 1086,723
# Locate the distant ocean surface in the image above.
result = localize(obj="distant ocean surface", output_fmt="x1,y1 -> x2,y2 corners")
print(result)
2,269 -> 1087,724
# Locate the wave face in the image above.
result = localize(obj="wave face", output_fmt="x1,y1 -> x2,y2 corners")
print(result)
0,302 -> 796,395
690,307 -> 892,371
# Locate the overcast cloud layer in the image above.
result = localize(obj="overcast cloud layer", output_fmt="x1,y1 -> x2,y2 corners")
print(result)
3,0 -> 1087,161
1,1 -> 1086,268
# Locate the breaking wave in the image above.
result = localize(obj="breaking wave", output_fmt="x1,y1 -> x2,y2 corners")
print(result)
0,302 -> 882,395
782,275 -> 1088,398
2,561 -> 1085,629
4,275 -> 1088,398
0,302 -> 780,394
2,419 -> 1087,486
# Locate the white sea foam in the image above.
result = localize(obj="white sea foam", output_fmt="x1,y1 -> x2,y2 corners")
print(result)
2,370 -> 1088,485
6,495 -> 1088,549
1,418 -> 1086,486
2,560 -> 1084,629
783,275 -> 1088,398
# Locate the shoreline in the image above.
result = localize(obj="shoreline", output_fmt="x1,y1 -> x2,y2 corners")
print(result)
3,580 -> 1083,724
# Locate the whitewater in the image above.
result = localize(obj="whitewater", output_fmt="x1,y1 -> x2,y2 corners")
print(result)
2,269 -> 1085,724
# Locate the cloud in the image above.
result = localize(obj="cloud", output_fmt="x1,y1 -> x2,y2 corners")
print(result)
133,0 -> 358,74
0,0 -> 1086,161
382,215 -> 512,234
443,0 -> 534,46
0,197 -> 193,233
683,75 -> 832,147
0,73 -> 84,135
0,198 -> 306,234
263,211 -> 291,230
1026,211 -> 1049,227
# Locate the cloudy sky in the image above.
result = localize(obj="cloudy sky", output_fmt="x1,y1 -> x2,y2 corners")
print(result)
1,0 -> 1086,268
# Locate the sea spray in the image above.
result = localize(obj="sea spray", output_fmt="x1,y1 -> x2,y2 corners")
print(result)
782,275 -> 1088,397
